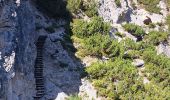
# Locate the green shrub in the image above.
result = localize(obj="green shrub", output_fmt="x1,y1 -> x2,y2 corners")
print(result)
67,0 -> 98,17
83,34 -> 120,57
125,50 -> 141,59
86,59 -> 140,99
115,32 -> 125,37
121,38 -> 139,50
71,19 -> 88,38
144,31 -> 168,45
142,49 -> 170,88
86,54 -> 170,99
166,15 -> 170,31
157,22 -> 164,27
123,23 -> 145,37
165,0 -> 170,8
148,23 -> 156,28
71,17 -> 111,38
115,0 -> 121,7
67,95 -> 82,100
131,2 -> 137,10
82,0 -> 98,17
67,0 -> 82,14
88,17 -> 111,35
137,0 -> 161,13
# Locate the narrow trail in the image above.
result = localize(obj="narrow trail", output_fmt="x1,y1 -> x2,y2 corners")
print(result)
34,36 -> 47,100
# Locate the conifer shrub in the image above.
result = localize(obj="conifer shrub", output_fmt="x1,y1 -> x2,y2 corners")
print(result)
67,0 -> 82,14
82,0 -> 98,17
166,15 -> 170,31
144,31 -> 168,45
137,0 -> 161,14
123,23 -> 145,39
142,49 -> 170,88
71,17 -> 111,38
67,94 -> 82,100
115,0 -> 121,7
86,59 -> 140,99
82,34 -> 121,57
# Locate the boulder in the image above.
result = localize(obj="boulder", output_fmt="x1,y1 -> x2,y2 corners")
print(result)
132,59 -> 144,67
143,16 -> 152,25
156,43 -> 170,58
55,92 -> 68,100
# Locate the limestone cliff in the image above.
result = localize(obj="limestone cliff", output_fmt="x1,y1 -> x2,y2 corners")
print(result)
0,0 -> 170,100
0,0 -> 82,100
0,0 -> 37,99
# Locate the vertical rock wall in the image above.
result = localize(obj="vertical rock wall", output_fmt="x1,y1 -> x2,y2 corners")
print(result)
0,0 -> 37,99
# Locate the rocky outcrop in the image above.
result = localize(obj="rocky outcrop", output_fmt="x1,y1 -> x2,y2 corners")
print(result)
41,33 -> 82,99
1,0 -> 82,99
79,79 -> 103,100
98,0 -> 168,26
156,43 -> 170,57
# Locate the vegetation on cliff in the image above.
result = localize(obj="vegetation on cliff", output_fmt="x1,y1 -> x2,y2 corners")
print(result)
69,6 -> 170,99
37,0 -> 170,99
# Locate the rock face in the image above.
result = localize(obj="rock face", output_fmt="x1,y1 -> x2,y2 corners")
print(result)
0,0 -> 37,99
0,0 -> 169,100
0,0 -> 83,99
79,79 -> 102,100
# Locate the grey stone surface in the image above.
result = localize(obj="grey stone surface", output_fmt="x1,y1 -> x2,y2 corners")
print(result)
132,59 -> 144,67
157,43 -> 170,57
0,0 -> 37,99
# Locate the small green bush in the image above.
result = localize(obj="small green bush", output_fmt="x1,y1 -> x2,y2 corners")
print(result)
131,2 -> 137,10
67,95 -> 82,100
148,23 -> 156,28
67,0 -> 82,14
137,0 -> 161,13
115,0 -> 121,7
83,34 -> 120,57
71,17 -> 111,38
123,23 -> 145,37
115,32 -> 125,37
67,0 -> 98,17
82,0 -> 98,17
144,31 -> 168,45
125,50 -> 141,59
142,49 -> 170,88
165,0 -> 170,8
85,48 -> 170,99
86,59 -> 140,99
166,15 -> 170,31
71,19 -> 88,38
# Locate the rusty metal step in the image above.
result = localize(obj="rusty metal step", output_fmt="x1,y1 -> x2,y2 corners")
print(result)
36,92 -> 44,96
36,84 -> 44,87
36,86 -> 45,89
